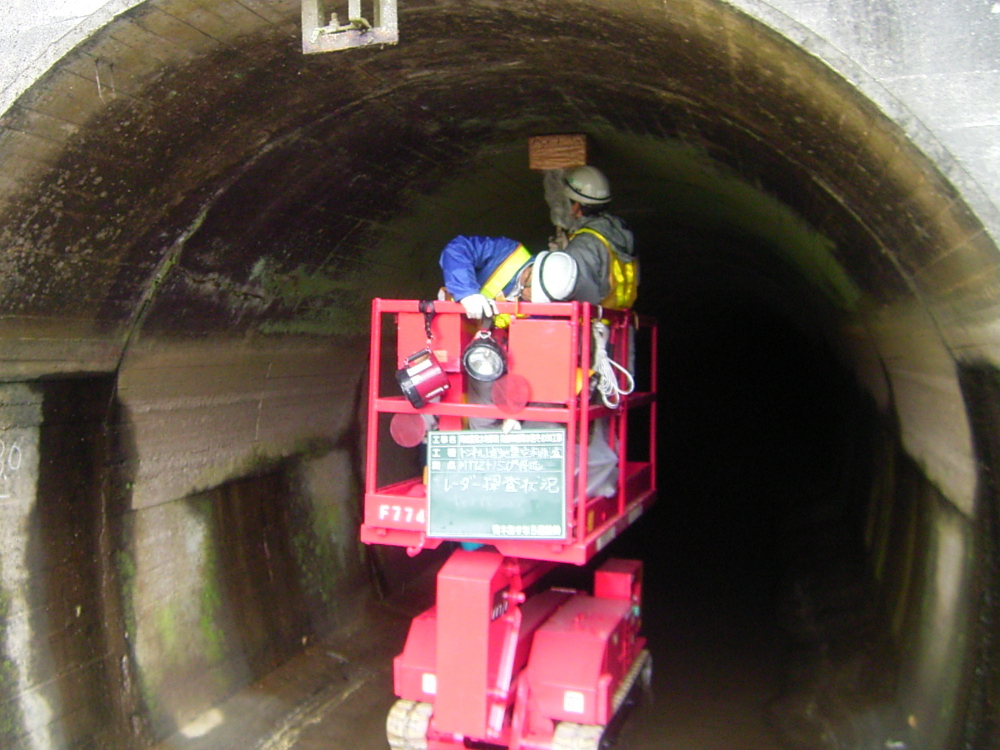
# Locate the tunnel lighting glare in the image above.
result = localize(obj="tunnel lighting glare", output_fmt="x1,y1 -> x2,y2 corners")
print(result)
180,708 -> 225,738
462,331 -> 506,383
422,673 -> 437,695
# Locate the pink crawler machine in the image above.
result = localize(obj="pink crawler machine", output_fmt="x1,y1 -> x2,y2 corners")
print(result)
364,299 -> 657,750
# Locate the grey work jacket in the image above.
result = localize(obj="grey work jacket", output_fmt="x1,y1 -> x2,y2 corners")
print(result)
563,213 -> 637,305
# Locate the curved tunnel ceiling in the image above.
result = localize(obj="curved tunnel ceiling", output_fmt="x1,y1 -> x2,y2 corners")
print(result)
0,2 -> 994,502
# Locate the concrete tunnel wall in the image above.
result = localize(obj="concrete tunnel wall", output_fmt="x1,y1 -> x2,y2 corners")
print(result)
0,0 -> 999,748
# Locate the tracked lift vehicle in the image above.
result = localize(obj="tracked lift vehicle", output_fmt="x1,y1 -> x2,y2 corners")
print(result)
363,298 -> 658,750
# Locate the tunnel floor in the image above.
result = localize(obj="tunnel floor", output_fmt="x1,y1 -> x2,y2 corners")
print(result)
148,551 -> 789,750
147,533 -> 797,750
147,478 -> 891,750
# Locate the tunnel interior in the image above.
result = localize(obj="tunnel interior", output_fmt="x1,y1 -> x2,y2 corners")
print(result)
0,1 -> 998,749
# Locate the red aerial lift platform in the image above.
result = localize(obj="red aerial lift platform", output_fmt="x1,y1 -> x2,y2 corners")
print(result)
363,298 -> 657,750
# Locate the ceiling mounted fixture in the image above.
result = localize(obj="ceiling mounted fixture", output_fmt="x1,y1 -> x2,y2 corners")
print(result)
302,0 -> 398,53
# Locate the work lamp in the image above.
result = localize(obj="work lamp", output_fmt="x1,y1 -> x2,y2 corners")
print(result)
462,329 -> 506,382
396,348 -> 449,408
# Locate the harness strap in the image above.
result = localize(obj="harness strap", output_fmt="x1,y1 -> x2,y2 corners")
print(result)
569,228 -> 638,310
479,244 -> 531,329
571,227 -> 613,252
480,244 -> 531,300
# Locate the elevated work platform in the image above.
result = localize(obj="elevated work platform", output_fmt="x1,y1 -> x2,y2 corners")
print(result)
362,298 -> 658,565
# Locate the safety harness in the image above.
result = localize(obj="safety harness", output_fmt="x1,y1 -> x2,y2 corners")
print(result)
479,244 -> 531,328
480,244 -> 532,299
569,227 -> 638,310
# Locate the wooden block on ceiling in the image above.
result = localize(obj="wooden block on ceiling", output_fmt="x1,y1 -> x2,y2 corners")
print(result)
528,134 -> 587,170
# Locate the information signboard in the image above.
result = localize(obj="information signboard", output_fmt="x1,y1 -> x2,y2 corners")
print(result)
426,429 -> 567,540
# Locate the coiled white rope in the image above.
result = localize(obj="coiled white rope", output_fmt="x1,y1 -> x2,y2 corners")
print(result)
592,320 -> 634,408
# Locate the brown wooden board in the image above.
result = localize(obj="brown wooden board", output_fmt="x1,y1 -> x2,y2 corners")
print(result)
528,134 -> 588,170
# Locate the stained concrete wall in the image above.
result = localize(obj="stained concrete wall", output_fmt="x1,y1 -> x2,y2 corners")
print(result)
0,367 -> 379,749
117,338 -> 366,509
726,0 -> 1000,246
0,380 -> 140,750
112,336 -> 378,743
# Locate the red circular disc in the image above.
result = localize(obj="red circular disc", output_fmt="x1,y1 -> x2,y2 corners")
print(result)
390,413 -> 427,448
493,373 -> 531,414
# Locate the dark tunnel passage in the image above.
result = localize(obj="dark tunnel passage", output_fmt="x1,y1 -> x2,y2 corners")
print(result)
589,227 -> 896,749
1,2 -> 999,750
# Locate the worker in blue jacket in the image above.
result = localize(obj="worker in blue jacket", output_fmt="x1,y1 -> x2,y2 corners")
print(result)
439,236 -> 533,320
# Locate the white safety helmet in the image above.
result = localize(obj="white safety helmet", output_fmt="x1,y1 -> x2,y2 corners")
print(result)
532,251 -> 578,302
564,166 -> 611,205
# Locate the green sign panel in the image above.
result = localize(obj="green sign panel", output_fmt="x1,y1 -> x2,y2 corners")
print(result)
427,429 -> 567,540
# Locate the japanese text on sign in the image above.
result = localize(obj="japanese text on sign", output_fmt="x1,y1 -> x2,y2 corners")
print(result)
426,429 -> 566,540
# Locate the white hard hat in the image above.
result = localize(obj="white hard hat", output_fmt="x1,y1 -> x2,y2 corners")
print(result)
532,251 -> 578,302
564,166 -> 611,205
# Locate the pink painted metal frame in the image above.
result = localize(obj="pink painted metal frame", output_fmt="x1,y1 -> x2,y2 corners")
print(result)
362,298 -> 658,567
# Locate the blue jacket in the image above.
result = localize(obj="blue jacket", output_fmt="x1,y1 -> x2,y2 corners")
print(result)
439,236 -> 527,301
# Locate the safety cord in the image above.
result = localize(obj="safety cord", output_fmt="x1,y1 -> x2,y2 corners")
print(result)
418,300 -> 435,346
592,319 -> 634,408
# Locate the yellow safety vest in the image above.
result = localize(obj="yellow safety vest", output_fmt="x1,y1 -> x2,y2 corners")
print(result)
570,227 -> 639,310
480,244 -> 531,328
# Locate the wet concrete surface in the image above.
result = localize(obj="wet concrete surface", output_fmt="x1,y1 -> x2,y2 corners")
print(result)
618,595 -> 786,749
148,562 -> 435,750
149,539 -> 796,750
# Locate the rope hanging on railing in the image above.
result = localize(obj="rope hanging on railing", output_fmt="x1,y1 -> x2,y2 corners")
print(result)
591,319 -> 634,409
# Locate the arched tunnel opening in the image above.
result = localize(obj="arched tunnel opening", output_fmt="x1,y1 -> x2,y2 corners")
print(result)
1,2 -> 999,750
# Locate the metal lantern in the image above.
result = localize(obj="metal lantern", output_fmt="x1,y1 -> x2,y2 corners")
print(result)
396,348 -> 449,408
462,329 -> 506,382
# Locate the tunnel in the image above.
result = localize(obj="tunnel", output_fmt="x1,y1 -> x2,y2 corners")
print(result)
1,1 -> 999,749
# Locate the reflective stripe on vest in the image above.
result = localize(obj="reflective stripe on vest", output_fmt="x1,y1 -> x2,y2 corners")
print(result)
480,244 -> 531,329
570,227 -> 638,310
480,244 -> 531,300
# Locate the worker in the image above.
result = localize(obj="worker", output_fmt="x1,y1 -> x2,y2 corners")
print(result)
438,236 -> 533,320
530,204 -> 638,499
437,238 -> 585,431
556,166 -> 638,310
438,168 -> 635,316
436,236 -> 624,496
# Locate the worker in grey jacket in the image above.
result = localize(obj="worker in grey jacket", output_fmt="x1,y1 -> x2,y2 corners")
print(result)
556,166 -> 639,310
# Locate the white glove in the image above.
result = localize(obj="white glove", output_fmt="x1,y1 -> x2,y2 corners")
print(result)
502,419 -> 522,434
459,294 -> 499,320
